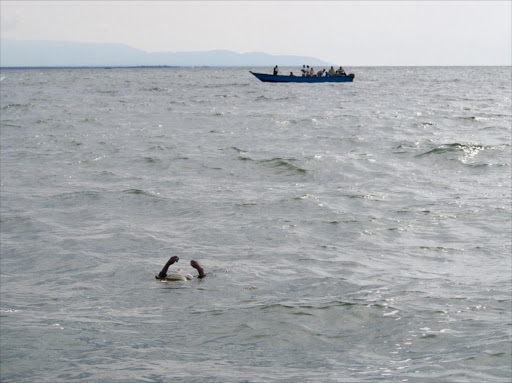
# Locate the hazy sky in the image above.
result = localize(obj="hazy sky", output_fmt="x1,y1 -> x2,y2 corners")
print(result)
1,1 -> 511,65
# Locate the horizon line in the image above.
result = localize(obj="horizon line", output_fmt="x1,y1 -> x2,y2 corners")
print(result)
1,65 -> 511,70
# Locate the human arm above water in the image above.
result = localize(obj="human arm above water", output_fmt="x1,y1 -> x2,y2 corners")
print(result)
157,256 -> 179,279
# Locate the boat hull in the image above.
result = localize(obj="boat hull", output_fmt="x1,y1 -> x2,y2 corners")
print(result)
250,71 -> 354,83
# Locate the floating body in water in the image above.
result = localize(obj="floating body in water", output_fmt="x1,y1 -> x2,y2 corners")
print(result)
155,256 -> 206,282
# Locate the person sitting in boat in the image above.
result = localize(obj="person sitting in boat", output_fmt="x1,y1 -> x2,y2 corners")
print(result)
290,72 -> 295,77
300,65 -> 307,77
273,65 -> 279,76
328,66 -> 336,77
316,69 -> 326,77
155,256 -> 206,282
309,67 -> 315,77
336,66 -> 346,76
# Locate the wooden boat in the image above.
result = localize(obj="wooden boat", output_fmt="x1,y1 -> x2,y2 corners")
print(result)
250,71 -> 354,83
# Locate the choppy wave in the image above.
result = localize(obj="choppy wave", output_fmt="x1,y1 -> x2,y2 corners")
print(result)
416,142 -> 511,167
418,142 -> 484,156
237,156 -> 309,179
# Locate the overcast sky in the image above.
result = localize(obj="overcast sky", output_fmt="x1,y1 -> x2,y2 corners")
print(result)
1,1 -> 511,65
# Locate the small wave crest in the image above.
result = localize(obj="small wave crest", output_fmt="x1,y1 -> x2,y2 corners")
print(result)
261,158 -> 307,175
237,156 -> 308,178
416,142 -> 500,165
122,188 -> 155,197
418,142 -> 484,156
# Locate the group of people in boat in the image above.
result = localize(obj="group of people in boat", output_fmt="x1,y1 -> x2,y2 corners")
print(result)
273,65 -> 347,77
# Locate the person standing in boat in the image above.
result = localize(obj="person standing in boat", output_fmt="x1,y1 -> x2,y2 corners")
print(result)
273,65 -> 279,75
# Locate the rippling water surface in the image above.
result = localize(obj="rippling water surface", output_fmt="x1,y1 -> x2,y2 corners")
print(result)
1,67 -> 511,382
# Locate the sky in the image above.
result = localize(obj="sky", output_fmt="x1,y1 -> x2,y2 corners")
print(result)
1,0 -> 511,66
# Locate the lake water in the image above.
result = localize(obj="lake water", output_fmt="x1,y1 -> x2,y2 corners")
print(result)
1,66 -> 511,382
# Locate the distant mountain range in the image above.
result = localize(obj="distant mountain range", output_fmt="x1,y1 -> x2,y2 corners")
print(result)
0,39 -> 330,67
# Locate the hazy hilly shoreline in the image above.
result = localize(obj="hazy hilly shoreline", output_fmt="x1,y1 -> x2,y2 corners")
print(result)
0,39 -> 330,67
